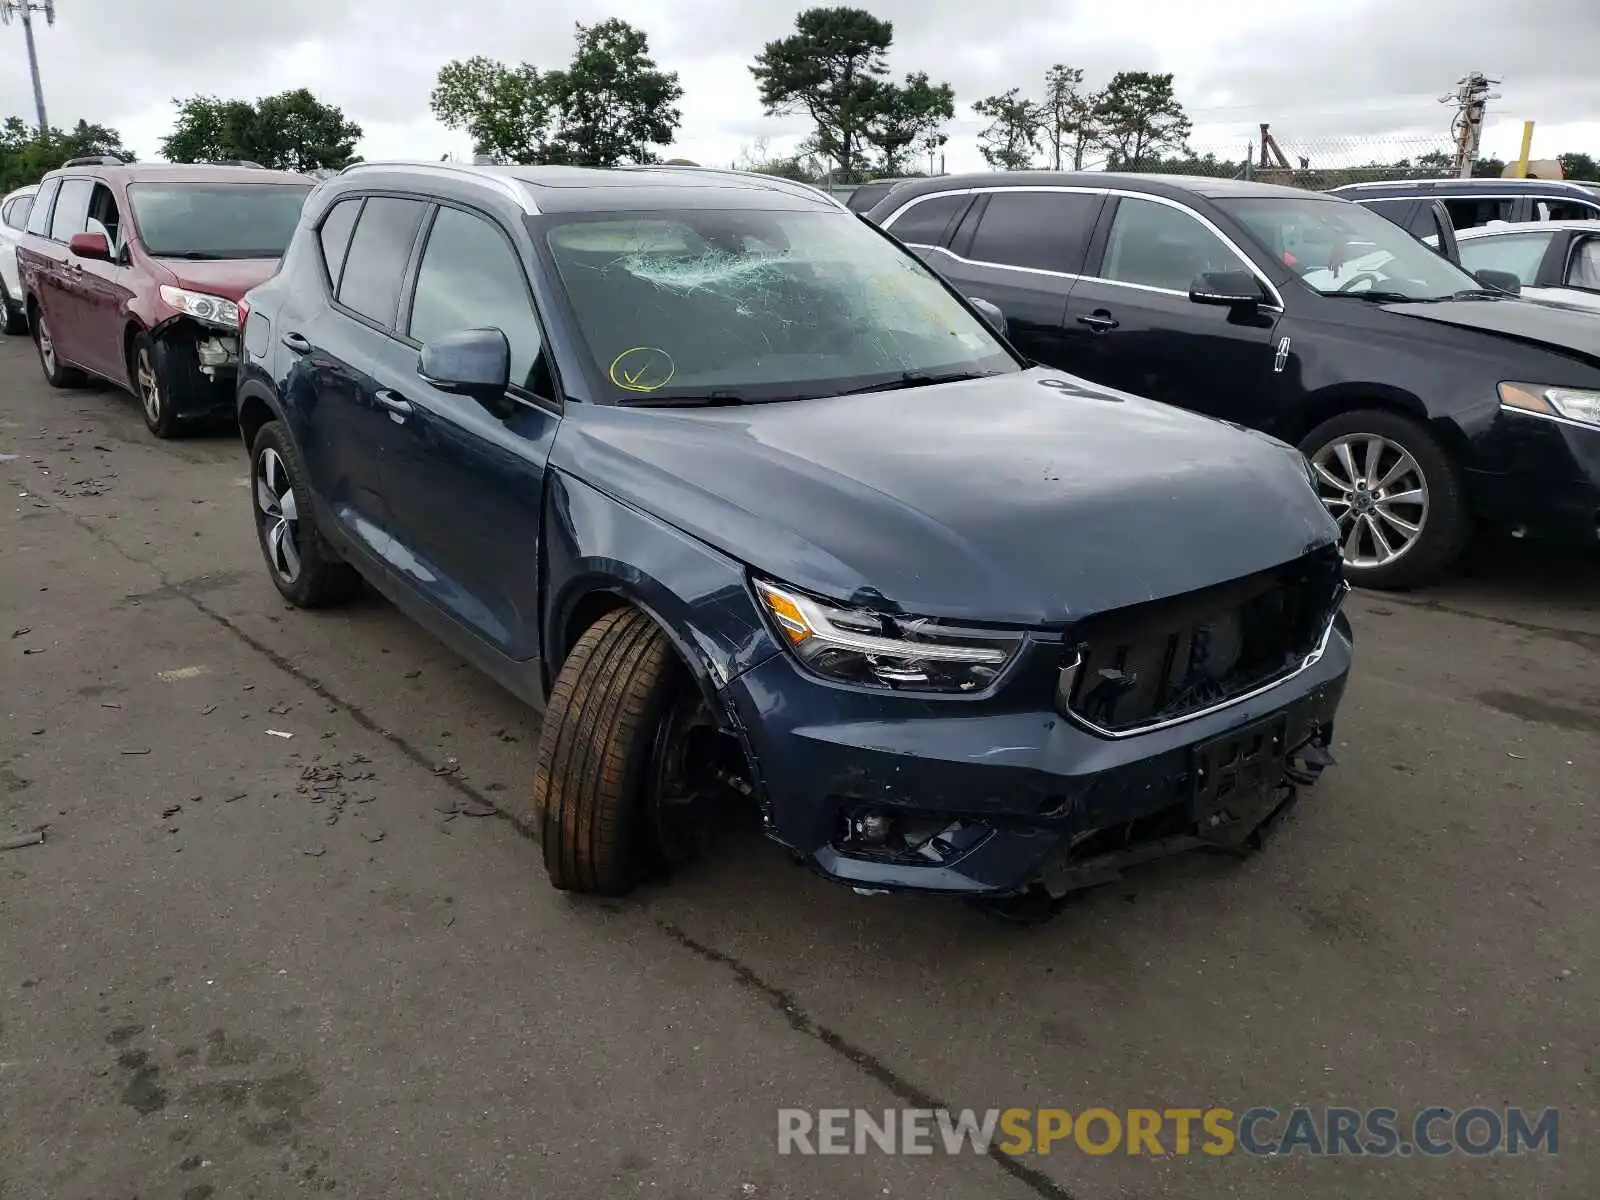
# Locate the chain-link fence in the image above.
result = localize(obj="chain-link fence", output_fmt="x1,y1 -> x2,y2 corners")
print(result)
1108,134 -> 1466,189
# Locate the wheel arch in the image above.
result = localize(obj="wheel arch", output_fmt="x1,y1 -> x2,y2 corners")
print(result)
236,380 -> 283,455
122,321 -> 148,390
541,474 -> 779,733
1287,383 -> 1431,447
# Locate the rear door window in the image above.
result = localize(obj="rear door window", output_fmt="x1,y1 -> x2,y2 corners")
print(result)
317,198 -> 362,289
966,190 -> 1100,274
885,194 -> 968,247
1441,197 -> 1516,230
335,197 -> 428,327
25,178 -> 59,236
2,195 -> 32,230
49,178 -> 93,242
1458,231 -> 1557,284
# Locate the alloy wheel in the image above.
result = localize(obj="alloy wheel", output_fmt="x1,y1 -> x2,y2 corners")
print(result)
136,347 -> 161,425
37,317 -> 55,374
1309,433 -> 1429,569
255,447 -> 303,583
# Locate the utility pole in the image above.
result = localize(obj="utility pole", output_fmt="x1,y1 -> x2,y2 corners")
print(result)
2,0 -> 55,136
1441,71 -> 1500,179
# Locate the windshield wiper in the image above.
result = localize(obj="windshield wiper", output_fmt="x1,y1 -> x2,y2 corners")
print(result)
828,369 -> 1003,398
618,390 -> 756,408
156,252 -> 230,260
1323,289 -> 1421,303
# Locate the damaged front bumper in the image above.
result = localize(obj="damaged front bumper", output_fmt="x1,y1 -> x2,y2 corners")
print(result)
724,612 -> 1353,899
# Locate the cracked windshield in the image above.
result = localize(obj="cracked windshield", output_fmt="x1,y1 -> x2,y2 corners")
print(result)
544,208 -> 1015,401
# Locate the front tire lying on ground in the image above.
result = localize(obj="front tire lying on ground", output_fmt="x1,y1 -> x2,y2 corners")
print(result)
532,607 -> 692,896
1299,408 -> 1470,590
249,421 -> 362,607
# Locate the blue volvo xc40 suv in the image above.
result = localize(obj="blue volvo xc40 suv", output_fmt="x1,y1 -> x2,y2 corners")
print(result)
236,162 -> 1353,916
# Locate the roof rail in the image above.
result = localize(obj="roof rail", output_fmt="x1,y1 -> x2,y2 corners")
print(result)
60,155 -> 128,168
337,159 -> 536,211
1334,176 -> 1590,192
619,164 -> 850,211
206,159 -> 266,168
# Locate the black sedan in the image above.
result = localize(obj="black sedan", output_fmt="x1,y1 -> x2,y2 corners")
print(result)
867,173 -> 1600,589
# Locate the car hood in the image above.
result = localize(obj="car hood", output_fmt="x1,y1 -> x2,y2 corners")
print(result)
1381,296 -> 1600,363
149,256 -> 280,301
554,369 -> 1338,625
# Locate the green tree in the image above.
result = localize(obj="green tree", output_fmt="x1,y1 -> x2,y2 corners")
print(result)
1093,71 -> 1191,170
431,57 -> 553,163
543,19 -> 683,166
0,116 -> 133,192
1041,65 -> 1099,171
160,89 -> 361,171
1472,156 -> 1507,177
751,6 -> 894,182
866,72 -> 954,175
972,89 -> 1043,171
432,20 -> 681,167
1559,151 -> 1598,180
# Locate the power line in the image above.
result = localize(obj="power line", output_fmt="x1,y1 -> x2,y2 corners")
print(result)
1,0 -> 55,135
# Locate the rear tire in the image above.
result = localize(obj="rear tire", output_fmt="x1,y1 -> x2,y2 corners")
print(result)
0,279 -> 26,336
532,608 -> 681,896
249,420 -> 361,608
33,309 -> 86,387
1298,408 -> 1470,590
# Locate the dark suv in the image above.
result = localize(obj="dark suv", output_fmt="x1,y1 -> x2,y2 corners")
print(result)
237,162 -> 1352,914
868,172 -> 1600,588
17,158 -> 312,437
1327,177 -> 1600,232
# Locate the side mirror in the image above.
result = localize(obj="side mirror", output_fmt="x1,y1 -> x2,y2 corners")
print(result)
1189,270 -> 1266,308
1474,268 -> 1522,296
68,231 -> 111,261
967,296 -> 1006,336
417,328 -> 513,414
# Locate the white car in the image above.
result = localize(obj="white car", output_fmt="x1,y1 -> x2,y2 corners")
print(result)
1,183 -> 37,335
1455,220 -> 1600,313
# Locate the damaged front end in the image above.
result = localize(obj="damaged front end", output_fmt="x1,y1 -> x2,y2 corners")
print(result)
722,545 -> 1354,916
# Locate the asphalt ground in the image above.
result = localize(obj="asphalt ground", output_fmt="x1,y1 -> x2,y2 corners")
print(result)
2,331 -> 1597,1199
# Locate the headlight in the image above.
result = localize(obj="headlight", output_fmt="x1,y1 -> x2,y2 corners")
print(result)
753,578 -> 1022,694
159,284 -> 240,329
1499,382 -> 1600,427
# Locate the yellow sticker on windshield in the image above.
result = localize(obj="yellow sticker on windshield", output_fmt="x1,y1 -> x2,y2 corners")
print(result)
609,346 -> 677,393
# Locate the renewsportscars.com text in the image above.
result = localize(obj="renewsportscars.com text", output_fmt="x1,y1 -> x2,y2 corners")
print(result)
777,1106 -> 1559,1158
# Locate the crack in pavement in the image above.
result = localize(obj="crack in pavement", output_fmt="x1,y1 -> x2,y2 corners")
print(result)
19,480 -> 1079,1200
655,921 -> 1080,1200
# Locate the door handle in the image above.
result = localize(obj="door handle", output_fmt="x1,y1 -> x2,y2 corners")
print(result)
280,331 -> 312,354
375,389 -> 413,420
1077,311 -> 1118,332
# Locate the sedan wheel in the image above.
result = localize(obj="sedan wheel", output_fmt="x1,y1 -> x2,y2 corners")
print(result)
1309,433 -> 1428,569
255,446 -> 303,585
136,346 -> 162,427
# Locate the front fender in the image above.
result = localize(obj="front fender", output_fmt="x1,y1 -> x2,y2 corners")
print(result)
542,470 -> 781,710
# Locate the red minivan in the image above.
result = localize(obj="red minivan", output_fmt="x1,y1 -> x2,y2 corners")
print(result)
17,159 -> 313,438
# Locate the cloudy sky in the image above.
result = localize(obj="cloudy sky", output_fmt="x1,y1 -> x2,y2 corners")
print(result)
3,0 -> 1596,174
